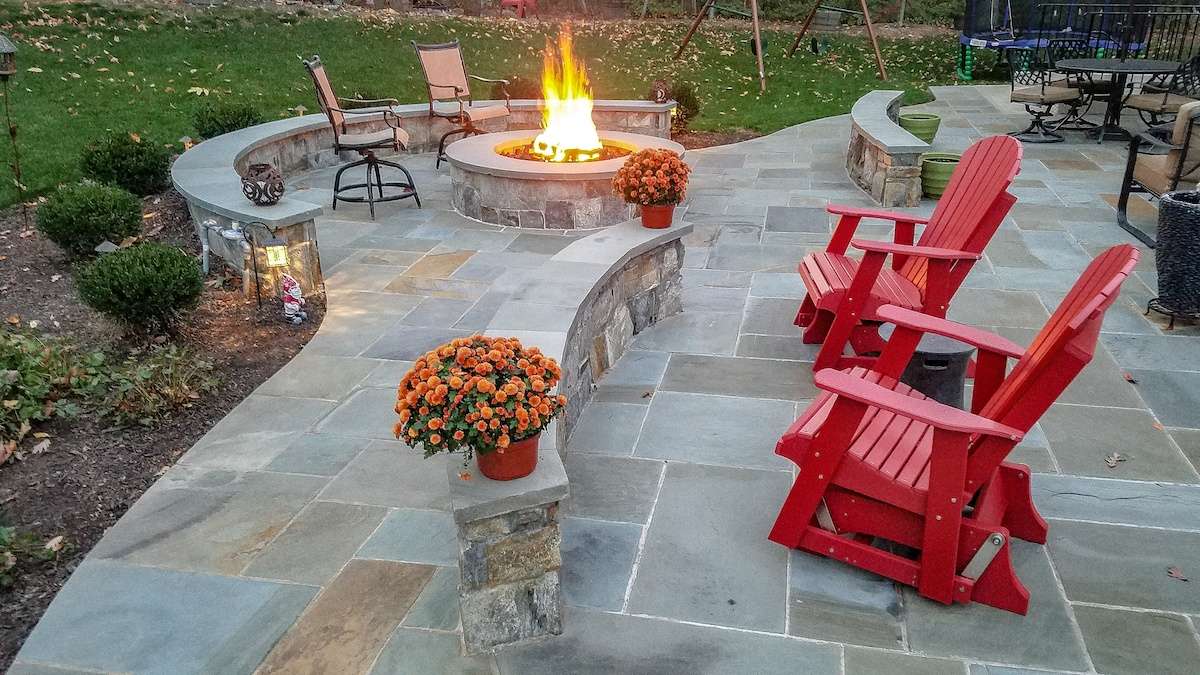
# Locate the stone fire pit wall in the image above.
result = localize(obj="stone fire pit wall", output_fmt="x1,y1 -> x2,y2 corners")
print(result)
448,218 -> 690,654
845,90 -> 930,207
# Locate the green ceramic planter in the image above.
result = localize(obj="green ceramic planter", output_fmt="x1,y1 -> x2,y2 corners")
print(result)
921,152 -> 961,199
899,113 -> 941,144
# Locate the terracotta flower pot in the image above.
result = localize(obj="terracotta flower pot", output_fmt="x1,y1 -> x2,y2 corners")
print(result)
476,433 -> 539,481
640,204 -> 675,229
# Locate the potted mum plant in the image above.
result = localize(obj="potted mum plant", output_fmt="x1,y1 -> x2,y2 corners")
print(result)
393,335 -> 567,481
613,148 -> 691,229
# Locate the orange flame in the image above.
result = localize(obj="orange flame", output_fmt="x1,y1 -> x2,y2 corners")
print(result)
532,26 -> 602,162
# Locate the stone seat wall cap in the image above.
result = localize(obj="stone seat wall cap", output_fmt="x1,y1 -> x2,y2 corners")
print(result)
552,218 -> 691,266
851,90 -> 929,154
446,447 -> 569,525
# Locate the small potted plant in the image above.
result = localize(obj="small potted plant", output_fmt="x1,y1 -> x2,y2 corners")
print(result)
613,148 -> 691,229
393,335 -> 567,481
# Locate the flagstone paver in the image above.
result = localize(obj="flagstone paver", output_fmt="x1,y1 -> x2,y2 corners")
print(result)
17,84 -> 1200,674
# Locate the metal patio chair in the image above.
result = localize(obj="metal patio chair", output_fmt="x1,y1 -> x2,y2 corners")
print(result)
1008,47 -> 1083,143
1046,38 -> 1107,131
303,55 -> 420,219
412,40 -> 511,168
1125,55 -> 1200,126
1118,99 -> 1200,232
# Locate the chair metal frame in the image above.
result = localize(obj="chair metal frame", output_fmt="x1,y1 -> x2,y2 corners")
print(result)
1008,46 -> 1078,144
412,40 -> 511,169
302,55 -> 420,219
1045,38 -> 1104,131
1117,105 -> 1200,247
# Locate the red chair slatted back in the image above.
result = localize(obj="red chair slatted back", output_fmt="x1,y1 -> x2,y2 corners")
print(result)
902,135 -> 1023,291
964,245 -> 1140,488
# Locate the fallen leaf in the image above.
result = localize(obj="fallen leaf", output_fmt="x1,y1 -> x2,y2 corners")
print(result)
1152,421 -> 1165,431
43,535 -> 64,552
1167,566 -> 1189,582
1122,371 -> 1138,384
1104,452 -> 1126,468
458,470 -> 473,481
26,67 -> 42,73
31,439 -> 50,455
50,274 -> 61,282
5,314 -> 18,325
129,132 -> 141,143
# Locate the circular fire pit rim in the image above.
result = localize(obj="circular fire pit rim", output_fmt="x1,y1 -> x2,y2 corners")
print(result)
444,130 -> 686,181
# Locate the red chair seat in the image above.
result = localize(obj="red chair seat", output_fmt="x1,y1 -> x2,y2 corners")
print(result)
799,252 -> 923,315
781,366 -> 933,513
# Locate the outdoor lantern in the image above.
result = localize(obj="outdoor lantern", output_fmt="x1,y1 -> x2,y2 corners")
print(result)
0,34 -> 15,81
262,235 -> 289,268
241,221 -> 291,309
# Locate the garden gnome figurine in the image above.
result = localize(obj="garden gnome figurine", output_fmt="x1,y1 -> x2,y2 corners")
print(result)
280,273 -> 307,325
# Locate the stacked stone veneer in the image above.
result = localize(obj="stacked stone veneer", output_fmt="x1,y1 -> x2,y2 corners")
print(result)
451,170 -> 634,230
449,219 -> 690,654
846,90 -> 930,208
557,235 -> 684,435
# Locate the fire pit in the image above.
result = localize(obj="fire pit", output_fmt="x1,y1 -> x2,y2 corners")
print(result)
445,26 -> 686,230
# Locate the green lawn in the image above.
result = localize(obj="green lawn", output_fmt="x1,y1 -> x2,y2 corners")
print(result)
0,1 -> 968,206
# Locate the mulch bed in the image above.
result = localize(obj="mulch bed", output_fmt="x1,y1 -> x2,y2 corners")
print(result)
0,191 -> 323,668
674,128 -> 763,149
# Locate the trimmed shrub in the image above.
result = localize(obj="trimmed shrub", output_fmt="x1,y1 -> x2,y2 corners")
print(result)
80,132 -> 172,196
668,81 -> 701,131
192,101 -> 265,139
77,243 -> 203,334
492,75 -> 541,100
36,181 -> 142,256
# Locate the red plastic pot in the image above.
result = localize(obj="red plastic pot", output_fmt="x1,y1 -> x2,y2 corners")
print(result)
476,433 -> 539,481
640,204 -> 675,229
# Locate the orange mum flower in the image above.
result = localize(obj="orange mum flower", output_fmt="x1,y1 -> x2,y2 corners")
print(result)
453,430 -> 465,441
475,420 -> 488,432
428,418 -> 443,430
498,434 -> 511,449
481,407 -> 494,420
429,433 -> 442,445
494,390 -> 508,403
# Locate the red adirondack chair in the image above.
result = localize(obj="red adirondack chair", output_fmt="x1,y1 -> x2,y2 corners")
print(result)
771,245 -> 1139,614
796,135 -> 1023,372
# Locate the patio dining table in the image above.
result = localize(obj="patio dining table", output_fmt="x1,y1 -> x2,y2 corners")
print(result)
1055,58 -> 1181,142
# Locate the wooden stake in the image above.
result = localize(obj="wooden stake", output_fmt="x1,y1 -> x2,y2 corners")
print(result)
860,0 -> 888,80
750,0 -> 766,92
673,0 -> 717,60
788,3 -> 820,57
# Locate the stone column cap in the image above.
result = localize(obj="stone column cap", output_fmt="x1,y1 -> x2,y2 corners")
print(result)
447,448 -> 569,525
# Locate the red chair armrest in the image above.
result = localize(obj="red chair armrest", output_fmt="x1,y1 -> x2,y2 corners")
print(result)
876,305 -> 1025,359
814,369 -> 1024,440
851,240 -> 982,261
826,204 -> 930,224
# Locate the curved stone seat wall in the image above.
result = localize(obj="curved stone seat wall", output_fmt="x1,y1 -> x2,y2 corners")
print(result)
445,217 -> 689,653
846,90 -> 930,207
171,99 -> 674,294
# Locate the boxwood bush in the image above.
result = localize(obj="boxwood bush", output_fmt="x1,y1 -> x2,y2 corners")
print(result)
77,243 -> 203,334
193,101 -> 265,139
80,132 -> 172,196
36,181 -> 142,256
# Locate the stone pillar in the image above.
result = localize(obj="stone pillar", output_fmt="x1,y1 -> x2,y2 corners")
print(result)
447,448 -> 568,654
242,218 -> 324,300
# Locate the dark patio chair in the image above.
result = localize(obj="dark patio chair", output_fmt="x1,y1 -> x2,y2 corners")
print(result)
1007,47 -> 1083,144
303,55 -> 420,219
1126,55 -> 1200,126
1118,100 -> 1200,230
412,40 -> 511,169
1046,38 -> 1107,130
